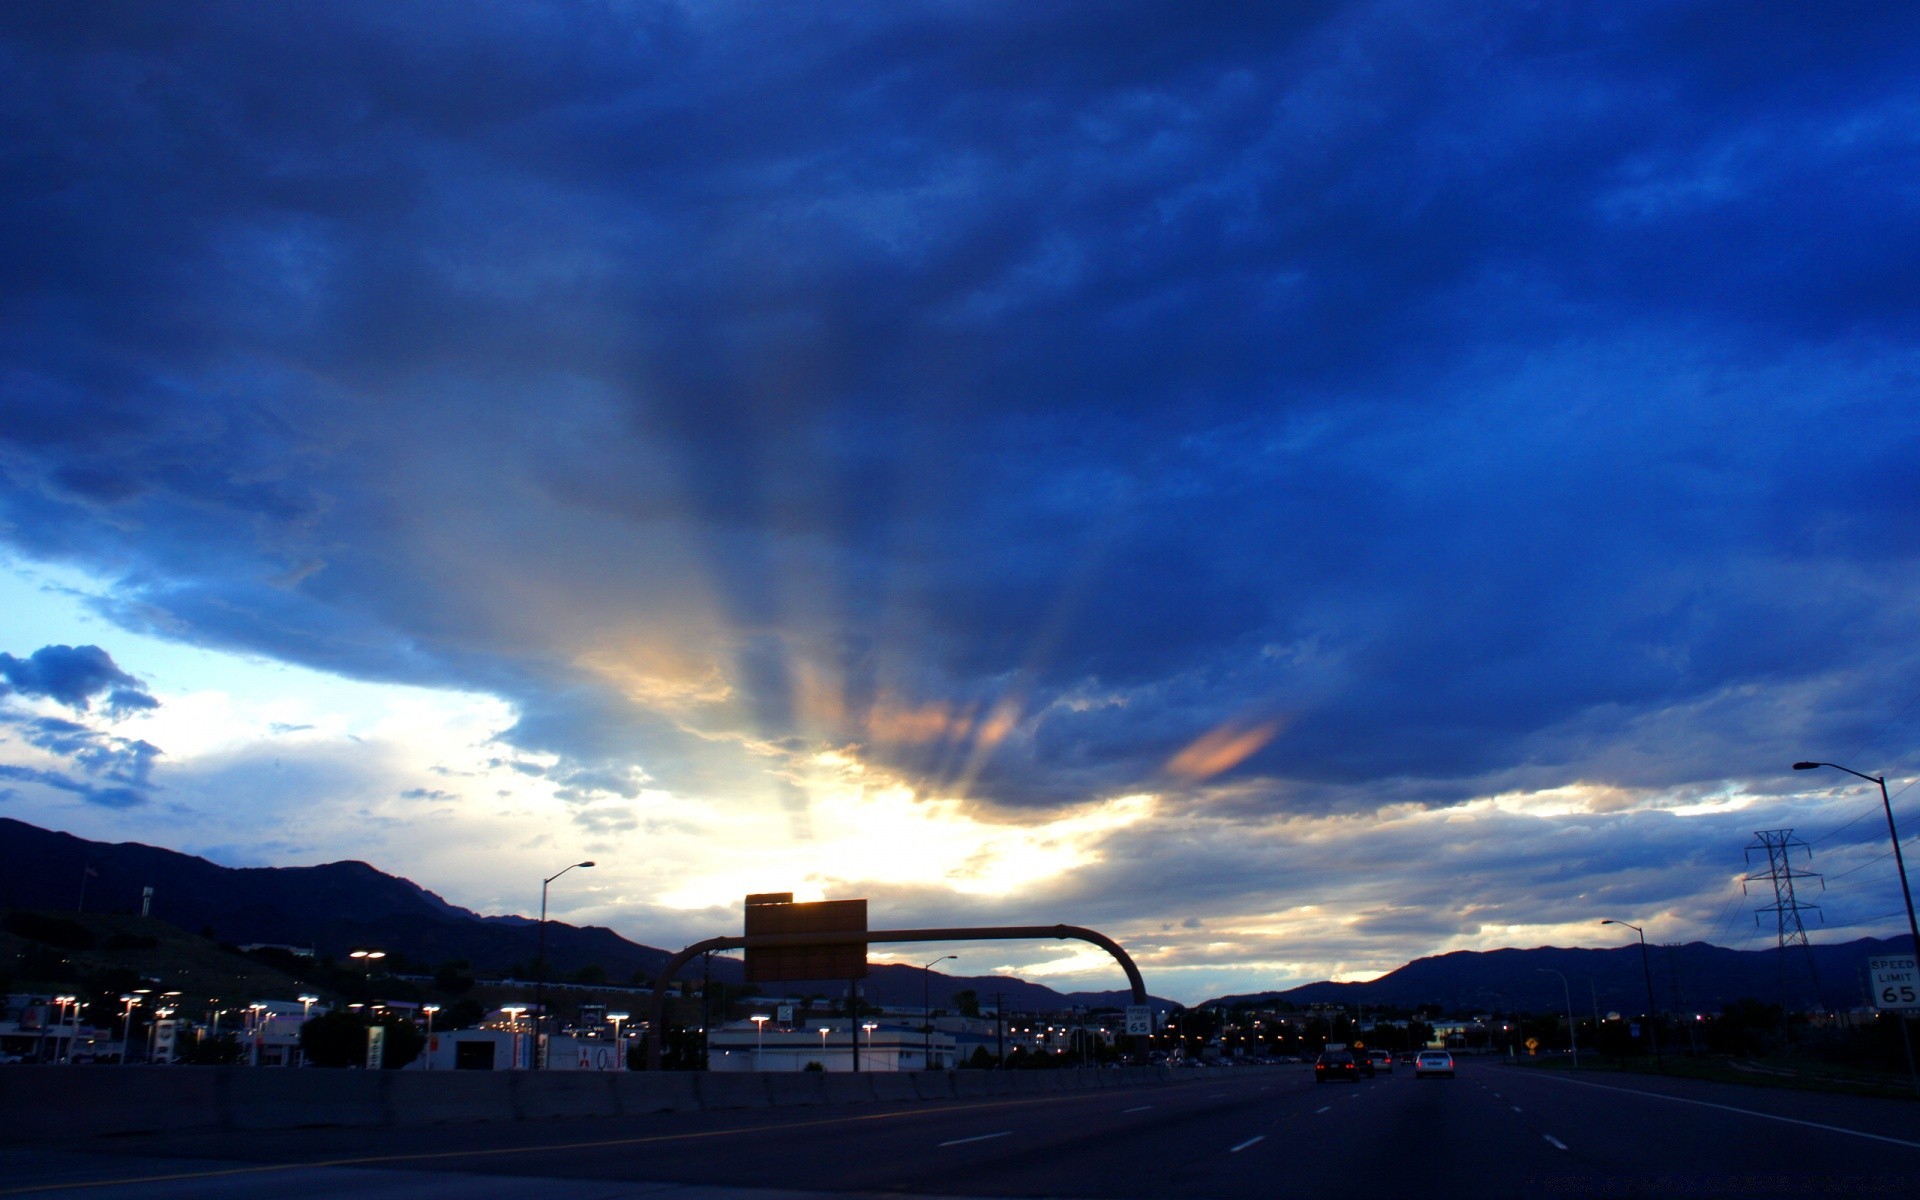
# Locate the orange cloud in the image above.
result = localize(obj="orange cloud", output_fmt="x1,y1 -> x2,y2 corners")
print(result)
1165,718 -> 1285,781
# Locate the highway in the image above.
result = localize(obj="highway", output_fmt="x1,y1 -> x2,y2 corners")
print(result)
4,1061 -> 1917,1199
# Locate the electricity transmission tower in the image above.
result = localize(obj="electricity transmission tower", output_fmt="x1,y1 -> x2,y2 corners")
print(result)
1744,829 -> 1826,1016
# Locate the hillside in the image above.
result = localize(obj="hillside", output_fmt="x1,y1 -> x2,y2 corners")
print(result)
1206,938 -> 1913,1015
0,819 -> 1163,1012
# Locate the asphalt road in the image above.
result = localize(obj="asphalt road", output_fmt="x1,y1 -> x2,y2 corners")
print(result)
4,1061 -> 1918,1199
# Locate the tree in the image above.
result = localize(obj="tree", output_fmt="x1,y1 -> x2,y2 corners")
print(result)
299,1010 -> 424,1069
301,1011 -> 370,1068
437,998 -> 486,1030
433,960 -> 476,995
952,989 -> 981,1018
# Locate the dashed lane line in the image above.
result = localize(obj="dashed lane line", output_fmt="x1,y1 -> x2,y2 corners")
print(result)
1544,1135 -> 1569,1151
1511,1106 -> 1522,1113
1122,1105 -> 1153,1114
938,1132 -> 1012,1148
1316,1106 -> 1332,1114
1229,1136 -> 1266,1154
1521,1072 -> 1920,1152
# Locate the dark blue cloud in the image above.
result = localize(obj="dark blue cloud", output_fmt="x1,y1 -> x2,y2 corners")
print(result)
2,0 -> 1919,822
0,644 -> 156,716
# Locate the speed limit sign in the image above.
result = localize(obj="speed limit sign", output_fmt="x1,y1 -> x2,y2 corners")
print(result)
1868,955 -> 1920,1009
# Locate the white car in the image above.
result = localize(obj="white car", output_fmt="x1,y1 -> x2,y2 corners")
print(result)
1413,1050 -> 1455,1078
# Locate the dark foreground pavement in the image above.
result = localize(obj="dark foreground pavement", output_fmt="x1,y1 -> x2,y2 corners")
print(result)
3,1061 -> 1916,1199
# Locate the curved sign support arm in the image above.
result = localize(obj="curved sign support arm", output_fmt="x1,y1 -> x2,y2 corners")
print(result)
643,924 -> 1148,1070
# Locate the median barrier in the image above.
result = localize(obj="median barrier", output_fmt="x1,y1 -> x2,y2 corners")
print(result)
387,1070 -> 516,1126
951,1071 -> 993,1099
695,1071 -> 771,1109
226,1066 -> 387,1130
515,1069 -> 621,1120
0,1065 -> 222,1140
821,1073 -> 878,1105
615,1071 -> 700,1113
0,1059 -> 1197,1144
763,1071 -> 828,1107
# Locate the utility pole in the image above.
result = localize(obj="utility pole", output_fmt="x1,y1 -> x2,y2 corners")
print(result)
1744,829 -> 1826,1046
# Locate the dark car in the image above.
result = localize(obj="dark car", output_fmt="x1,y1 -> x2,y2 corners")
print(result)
1314,1048 -> 1372,1083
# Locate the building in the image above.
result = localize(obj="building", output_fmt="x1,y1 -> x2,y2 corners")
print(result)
707,1019 -> 956,1071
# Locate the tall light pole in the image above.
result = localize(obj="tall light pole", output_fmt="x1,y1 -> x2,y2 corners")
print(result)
118,994 -> 140,1065
349,948 -> 386,1006
297,994 -> 319,1023
1795,761 -> 1920,1093
1601,919 -> 1661,1067
51,995 -> 76,1064
1793,763 -> 1920,954
862,1021 -> 878,1071
923,954 -> 956,1070
609,1011 -> 630,1070
749,1014 -> 769,1067
1536,968 -> 1578,1067
536,860 -> 596,1063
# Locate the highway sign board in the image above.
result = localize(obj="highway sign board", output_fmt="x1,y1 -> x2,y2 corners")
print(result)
1869,955 -> 1920,1009
1125,1005 -> 1152,1035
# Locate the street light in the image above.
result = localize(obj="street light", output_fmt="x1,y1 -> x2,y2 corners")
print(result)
1793,763 -> 1920,956
750,1014 -> 769,1066
348,948 -> 386,1005
297,994 -> 319,1023
1536,968 -> 1579,1068
609,1011 -> 630,1067
819,1025 -> 830,1067
536,860 -> 596,1062
1796,761 -> 1920,1094
862,1021 -> 878,1071
1601,920 -> 1661,1067
923,954 -> 956,1070
118,994 -> 141,1066
51,995 -> 77,1064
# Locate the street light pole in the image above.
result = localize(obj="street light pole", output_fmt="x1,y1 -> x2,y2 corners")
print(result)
923,954 -> 956,1070
1794,762 -> 1920,1094
1537,968 -> 1578,1068
750,1014 -> 768,1068
536,860 -> 596,1065
1794,764 -> 1920,954
1602,920 -> 1661,1068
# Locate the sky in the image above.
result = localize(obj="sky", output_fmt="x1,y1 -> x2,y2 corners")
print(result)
3,1 -> 1920,1004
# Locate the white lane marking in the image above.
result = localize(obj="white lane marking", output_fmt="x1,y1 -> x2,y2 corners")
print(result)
1525,1074 -> 1920,1151
1229,1135 -> 1266,1154
1122,1105 -> 1153,1114
1511,1105 -> 1522,1113
938,1131 -> 1012,1148
1544,1135 -> 1569,1151
1316,1105 -> 1331,1114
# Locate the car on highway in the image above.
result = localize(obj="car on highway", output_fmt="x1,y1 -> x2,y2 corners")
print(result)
1314,1048 -> 1372,1083
1368,1050 -> 1393,1073
1413,1050 -> 1455,1078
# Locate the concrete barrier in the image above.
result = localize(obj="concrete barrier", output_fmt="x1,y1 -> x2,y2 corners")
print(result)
0,1060 -> 1232,1143
762,1071 -> 828,1107
514,1070 -> 620,1120
388,1070 -> 516,1126
0,1066 -> 223,1140
821,1073 -> 878,1105
226,1067 -> 387,1130
615,1071 -> 700,1113
694,1071 -> 771,1109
